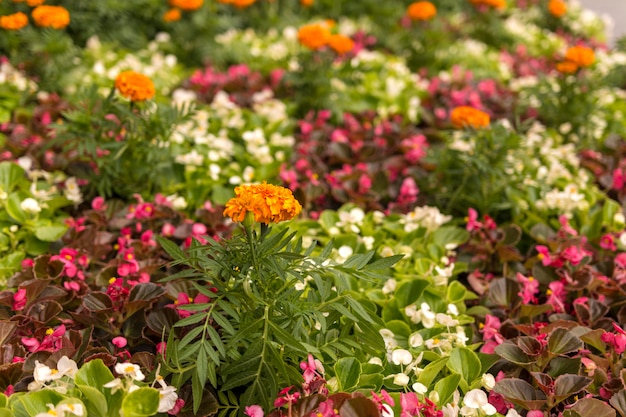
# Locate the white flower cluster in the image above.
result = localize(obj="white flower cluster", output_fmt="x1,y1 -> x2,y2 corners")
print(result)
401,205 -> 452,233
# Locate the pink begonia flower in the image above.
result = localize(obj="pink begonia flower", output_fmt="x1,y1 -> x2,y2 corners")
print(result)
273,386 -> 300,408
400,392 -> 420,417
112,337 -> 128,348
91,196 -> 106,211
581,358 -> 597,376
615,253 -> 626,268
546,281 -> 567,313
397,177 -> 419,205
536,245 -> 562,268
161,223 -> 176,237
516,272 -> 539,304
558,215 -> 578,236
244,405 -> 264,417
527,411 -> 544,417
561,245 -> 591,266
466,208 -> 483,232
358,173 -> 372,194
480,314 -> 502,341
613,168 -> 624,190
600,234 -> 617,251
601,323 -> 626,354
401,134 -> 428,164
12,288 -> 27,311
316,399 -> 340,417
22,325 -> 66,353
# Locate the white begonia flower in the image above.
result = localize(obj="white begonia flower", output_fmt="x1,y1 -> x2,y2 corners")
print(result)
429,390 -> 440,403
21,197 -> 42,214
382,279 -> 397,294
405,304 -> 421,324
393,373 -> 410,386
482,374 -> 496,390
336,245 -> 354,263
16,156 -> 33,171
615,212 -> 626,227
34,402 -> 84,417
114,362 -> 145,381
460,389 -> 497,416
447,304 -> 459,316
103,378 -> 124,394
362,236 -> 375,251
420,303 -> 436,328
436,313 -> 459,327
64,177 -> 83,204
368,357 -> 383,366
57,356 -> 79,379
391,349 -> 413,366
409,332 -> 424,348
412,382 -> 428,394
380,246 -> 395,257
505,409 -> 522,417
382,403 -> 394,417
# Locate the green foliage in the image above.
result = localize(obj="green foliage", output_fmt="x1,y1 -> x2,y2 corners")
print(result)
159,219 -> 399,412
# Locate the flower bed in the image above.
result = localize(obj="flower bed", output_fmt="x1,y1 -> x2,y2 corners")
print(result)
1,0 -> 626,416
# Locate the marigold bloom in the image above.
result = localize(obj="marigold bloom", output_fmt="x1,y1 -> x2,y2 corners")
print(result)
564,45 -> 595,67
0,12 -> 28,30
169,0 -> 203,10
328,34 -> 354,55
13,0 -> 45,4
31,5 -> 70,29
163,8 -> 182,22
232,0 -> 256,8
297,23 -> 331,50
300,0 -> 314,6
548,0 -> 567,17
407,1 -> 437,21
556,61 -> 578,74
470,0 -> 506,10
223,183 -> 302,224
450,106 -> 490,129
115,71 -> 156,102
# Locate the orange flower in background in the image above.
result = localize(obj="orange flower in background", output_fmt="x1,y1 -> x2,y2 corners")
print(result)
163,8 -> 181,22
115,71 -> 156,102
300,0 -> 314,6
548,0 -> 567,17
450,106 -> 491,129
407,1 -> 437,21
13,0 -> 45,4
31,5 -> 70,29
470,0 -> 506,10
169,0 -> 203,11
328,34 -> 354,55
223,183 -> 302,224
556,61 -> 578,73
564,45 -> 595,67
297,23 -> 331,50
0,12 -> 28,30
232,0 -> 256,8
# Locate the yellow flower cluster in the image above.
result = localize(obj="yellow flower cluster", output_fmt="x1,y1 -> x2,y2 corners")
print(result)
31,5 -> 70,29
407,1 -> 437,21
0,12 -> 28,30
114,71 -> 156,102
450,106 -> 490,129
223,183 -> 303,225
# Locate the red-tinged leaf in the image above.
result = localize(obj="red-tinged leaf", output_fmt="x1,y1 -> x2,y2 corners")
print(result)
554,374 -> 592,403
493,378 -> 547,410
531,372 -> 553,396
339,396 -> 379,417
518,336 -> 544,356
569,398 -> 616,417
494,341 -> 535,365
609,389 -> 626,417
548,328 -> 583,355
82,292 -> 113,312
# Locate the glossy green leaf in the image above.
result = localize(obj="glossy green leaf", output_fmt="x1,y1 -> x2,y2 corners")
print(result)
434,373 -> 461,406
548,328 -> 584,356
554,374 -> 592,403
334,357 -> 361,391
121,387 -> 159,417
493,378 -> 547,410
447,347 -> 481,384
568,398 -> 616,417
395,279 -> 430,308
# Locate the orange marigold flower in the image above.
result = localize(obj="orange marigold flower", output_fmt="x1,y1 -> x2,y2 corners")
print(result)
27,0 -> 46,6
548,0 -> 567,17
223,183 -> 302,224
169,0 -> 203,11
470,0 -> 506,10
300,0 -> 314,6
31,5 -> 70,29
450,106 -> 490,129
0,12 -> 28,30
163,8 -> 181,22
407,1 -> 437,21
297,23 -> 331,50
114,71 -> 156,102
556,61 -> 578,74
328,34 -> 355,55
564,45 -> 595,67
232,0 -> 256,8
